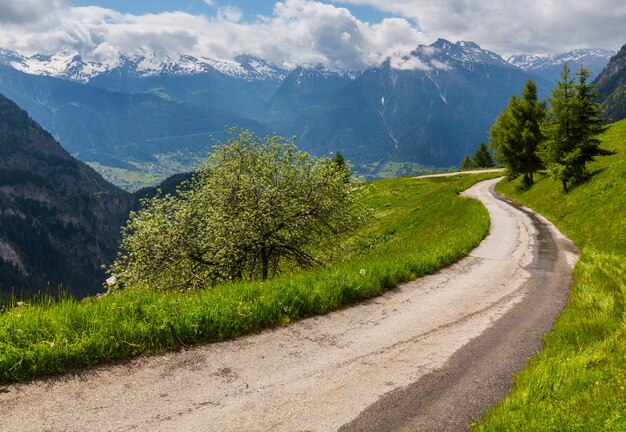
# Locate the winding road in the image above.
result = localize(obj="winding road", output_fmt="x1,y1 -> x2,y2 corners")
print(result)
0,177 -> 578,431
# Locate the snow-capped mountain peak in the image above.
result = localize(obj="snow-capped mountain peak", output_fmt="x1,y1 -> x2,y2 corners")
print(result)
0,49 -> 109,82
431,39 -> 511,68
0,48 -> 288,83
234,55 -> 288,81
394,39 -> 511,72
1,44 -> 615,85
508,48 -> 615,70
507,48 -> 616,81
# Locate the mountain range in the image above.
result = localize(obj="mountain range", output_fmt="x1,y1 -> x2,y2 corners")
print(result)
0,64 -> 268,190
0,43 -> 615,187
283,40 -> 552,176
0,48 -> 289,84
508,48 -> 615,82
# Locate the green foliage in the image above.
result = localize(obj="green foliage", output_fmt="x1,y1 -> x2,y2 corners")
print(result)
110,130 -> 364,291
134,172 -> 194,200
476,118 -> 626,431
367,161 -> 436,180
489,80 -> 546,187
461,155 -> 474,170
0,172 -> 498,383
472,142 -> 495,168
332,152 -> 352,183
540,65 -> 614,192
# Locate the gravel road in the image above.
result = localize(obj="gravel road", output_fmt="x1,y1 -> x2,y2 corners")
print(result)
0,177 -> 578,432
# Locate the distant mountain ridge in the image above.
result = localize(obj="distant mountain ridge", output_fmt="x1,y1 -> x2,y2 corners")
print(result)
0,48 -> 359,122
0,64 -> 268,190
0,40 -> 611,185
0,48 -> 290,83
284,39 -> 551,175
433,39 -> 513,67
508,48 -> 615,82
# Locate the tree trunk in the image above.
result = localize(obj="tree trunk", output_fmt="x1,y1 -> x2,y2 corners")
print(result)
562,179 -> 569,193
261,248 -> 269,281
522,172 -> 533,188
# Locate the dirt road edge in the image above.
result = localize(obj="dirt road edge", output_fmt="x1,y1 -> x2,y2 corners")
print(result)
340,182 -> 579,432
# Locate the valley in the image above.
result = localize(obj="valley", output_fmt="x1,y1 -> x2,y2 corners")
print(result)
2,41 -> 611,189
0,2 -> 624,429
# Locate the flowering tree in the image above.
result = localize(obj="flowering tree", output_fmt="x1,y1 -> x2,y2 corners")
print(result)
109,129 -> 363,291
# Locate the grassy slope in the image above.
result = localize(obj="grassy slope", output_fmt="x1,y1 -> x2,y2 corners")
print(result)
476,119 -> 626,430
0,173 -> 497,383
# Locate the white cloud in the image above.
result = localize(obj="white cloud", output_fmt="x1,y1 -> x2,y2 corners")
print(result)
217,6 -> 242,22
0,0 -> 618,72
0,0 -> 66,24
0,0 -> 431,70
333,0 -> 626,55
389,55 -> 430,71
360,18 -> 426,66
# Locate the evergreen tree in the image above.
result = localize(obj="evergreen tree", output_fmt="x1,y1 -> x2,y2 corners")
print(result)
472,142 -> 495,168
460,155 -> 473,170
333,152 -> 346,167
332,152 -> 351,182
540,65 -> 614,192
489,80 -> 546,187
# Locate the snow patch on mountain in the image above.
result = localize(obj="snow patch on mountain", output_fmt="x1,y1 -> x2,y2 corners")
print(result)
3,42 -> 609,86
397,39 -> 511,73
3,51 -> 109,82
0,40 -> 514,85
431,39 -> 511,68
507,49 -> 615,70
0,48 -> 288,83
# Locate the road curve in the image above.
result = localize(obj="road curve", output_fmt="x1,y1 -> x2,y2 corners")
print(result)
0,178 -> 578,432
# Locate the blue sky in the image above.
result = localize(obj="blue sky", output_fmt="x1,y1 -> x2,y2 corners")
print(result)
71,0 -> 276,16
70,0 -> 394,23
0,0 -> 622,68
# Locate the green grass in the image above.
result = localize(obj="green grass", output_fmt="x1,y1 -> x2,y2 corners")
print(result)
86,162 -> 169,191
374,161 -> 436,178
87,152 -> 207,191
0,173 -> 498,383
475,119 -> 626,431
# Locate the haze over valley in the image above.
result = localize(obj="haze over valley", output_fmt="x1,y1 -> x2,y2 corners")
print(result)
0,0 -> 621,188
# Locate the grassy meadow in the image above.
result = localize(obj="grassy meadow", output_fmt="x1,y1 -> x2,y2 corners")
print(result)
0,172 -> 498,383
475,119 -> 626,430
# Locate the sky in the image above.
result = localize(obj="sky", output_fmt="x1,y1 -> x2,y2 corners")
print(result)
0,0 -> 624,70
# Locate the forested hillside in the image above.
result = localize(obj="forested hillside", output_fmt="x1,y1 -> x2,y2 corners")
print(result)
0,94 -> 134,299
594,42 -> 626,121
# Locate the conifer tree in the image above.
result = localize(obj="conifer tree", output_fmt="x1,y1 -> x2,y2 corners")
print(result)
460,155 -> 473,170
489,80 -> 545,187
472,142 -> 495,168
540,65 -> 614,192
